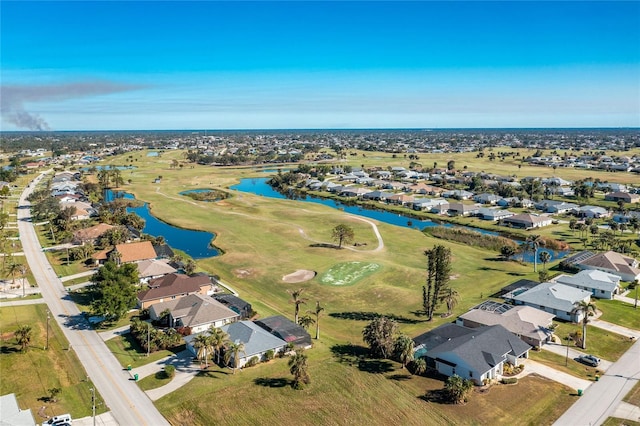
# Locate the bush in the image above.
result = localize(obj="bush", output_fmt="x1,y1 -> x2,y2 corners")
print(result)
502,377 -> 518,385
246,356 -> 260,368
424,227 -> 518,253
263,349 -> 275,362
164,365 -> 176,379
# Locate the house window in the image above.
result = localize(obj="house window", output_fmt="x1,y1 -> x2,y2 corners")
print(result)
171,296 -> 176,299
452,368 -> 456,375
469,371 -> 473,378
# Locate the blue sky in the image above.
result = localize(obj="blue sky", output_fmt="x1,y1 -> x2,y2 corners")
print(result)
1,1 -> 639,130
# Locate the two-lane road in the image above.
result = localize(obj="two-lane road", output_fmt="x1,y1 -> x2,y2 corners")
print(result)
17,173 -> 169,426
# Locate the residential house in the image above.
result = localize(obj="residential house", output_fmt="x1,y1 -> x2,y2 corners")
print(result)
477,208 -> 515,222
72,223 -> 114,245
605,192 -> 640,203
137,273 -> 219,309
412,198 -> 448,212
412,323 -> 531,385
457,304 -> 555,348
448,203 -> 479,217
507,282 -> 592,322
442,189 -> 474,200
115,241 -> 158,264
574,205 -> 610,219
339,187 -> 371,198
553,270 -> 621,299
149,293 -> 239,333
136,259 -> 177,283
254,315 -> 312,349
0,393 -> 36,426
387,193 -> 415,206
575,251 -> 640,282
473,193 -> 501,205
199,321 -> 287,368
362,190 -> 394,202
536,200 -> 579,214
502,213 -> 553,229
214,294 -> 254,319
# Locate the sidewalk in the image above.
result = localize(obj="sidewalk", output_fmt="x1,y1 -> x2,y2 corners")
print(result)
98,325 -> 131,341
60,269 -> 98,282
590,318 -> 640,340
613,401 -> 640,423
615,292 -> 639,306
71,412 -> 119,426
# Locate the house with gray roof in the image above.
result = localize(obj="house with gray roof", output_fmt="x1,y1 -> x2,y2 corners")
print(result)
574,205 -> 610,219
0,393 -> 36,426
553,270 -> 621,299
507,282 -> 592,322
149,293 -> 239,333
457,304 -> 555,347
221,321 -> 288,368
254,315 -> 312,349
413,323 -> 531,385
477,207 -> 515,221
575,251 -> 640,282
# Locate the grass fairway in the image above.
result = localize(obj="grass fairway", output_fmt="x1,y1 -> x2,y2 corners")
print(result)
95,150 -> 617,424
319,262 -> 381,286
0,304 -> 106,419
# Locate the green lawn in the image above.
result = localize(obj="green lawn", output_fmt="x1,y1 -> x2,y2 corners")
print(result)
0,304 -> 107,419
66,288 -> 137,331
624,380 -> 640,406
530,349 -> 600,381
319,262 -> 381,286
598,299 -> 640,331
137,370 -> 173,391
552,322 -> 634,362
104,333 -> 185,369
602,418 -> 640,426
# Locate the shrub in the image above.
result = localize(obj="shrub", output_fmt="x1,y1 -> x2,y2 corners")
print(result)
246,356 -> 260,368
502,377 -> 518,385
263,349 -> 275,362
164,365 -> 176,379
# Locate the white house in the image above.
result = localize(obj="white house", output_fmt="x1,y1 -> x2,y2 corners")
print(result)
553,270 -> 621,299
508,282 -> 592,322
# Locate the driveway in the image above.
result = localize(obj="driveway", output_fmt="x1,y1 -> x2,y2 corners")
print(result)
542,343 -> 613,372
520,359 -> 593,392
130,349 -> 201,401
590,318 -> 640,340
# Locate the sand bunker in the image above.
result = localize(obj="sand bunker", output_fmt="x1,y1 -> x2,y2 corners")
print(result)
282,269 -> 316,283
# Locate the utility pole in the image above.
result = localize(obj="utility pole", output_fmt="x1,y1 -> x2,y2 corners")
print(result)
90,387 -> 96,426
565,336 -> 569,366
45,309 -> 50,350
147,324 -> 150,357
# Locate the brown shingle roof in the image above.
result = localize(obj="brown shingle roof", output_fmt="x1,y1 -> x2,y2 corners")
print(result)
149,293 -> 238,328
115,241 -> 157,263
137,273 -> 211,303
74,223 -> 114,242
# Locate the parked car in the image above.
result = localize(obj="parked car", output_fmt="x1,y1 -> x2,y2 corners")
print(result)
577,354 -> 600,367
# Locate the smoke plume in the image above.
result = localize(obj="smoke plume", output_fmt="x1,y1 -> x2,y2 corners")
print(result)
0,81 -> 145,130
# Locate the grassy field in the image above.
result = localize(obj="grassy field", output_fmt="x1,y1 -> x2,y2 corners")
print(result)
598,299 -> 640,330
602,418 -> 640,426
624,380 -> 640,406
81,149 -> 627,424
530,349 -> 599,380
137,370 -> 173,391
318,262 -> 381,286
0,304 -> 106,419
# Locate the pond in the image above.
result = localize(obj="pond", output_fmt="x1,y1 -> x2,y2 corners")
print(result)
105,190 -> 219,259
81,165 -> 137,171
147,152 -> 159,157
230,178 -> 568,263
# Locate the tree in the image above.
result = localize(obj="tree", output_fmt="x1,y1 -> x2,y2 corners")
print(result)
500,245 -> 516,261
225,341 -> 246,374
569,219 -> 577,235
362,316 -> 399,359
445,374 -> 474,404
288,288 -> 307,324
538,250 -> 551,271
193,333 -> 213,368
309,300 -> 324,340
411,358 -> 426,376
288,350 -> 310,389
184,259 -> 197,275
5,260 -> 22,289
48,387 -> 62,403
423,245 -> 452,321
572,300 -> 597,350
297,315 -> 315,330
441,287 -> 460,316
526,234 -> 544,272
538,270 -> 550,283
447,160 -> 455,171
90,261 -> 139,321
331,224 -> 354,249
208,327 -> 229,365
15,325 -> 32,352
394,334 -> 414,369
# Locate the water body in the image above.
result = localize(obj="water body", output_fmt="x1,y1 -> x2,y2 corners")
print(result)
230,178 -> 568,262
147,152 -> 159,157
106,190 -> 219,259
81,165 -> 137,171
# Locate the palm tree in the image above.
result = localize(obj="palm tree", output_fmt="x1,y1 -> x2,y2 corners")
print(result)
5,261 -> 22,289
225,341 -> 246,374
15,325 -> 32,352
288,350 -> 310,389
441,287 -> 460,316
538,250 -> 551,271
297,315 -> 315,330
394,335 -> 414,369
192,333 -> 213,368
208,327 -> 229,365
526,234 -> 544,272
288,288 -> 307,324
309,300 -> 324,340
572,300 -> 597,350
412,358 -> 426,376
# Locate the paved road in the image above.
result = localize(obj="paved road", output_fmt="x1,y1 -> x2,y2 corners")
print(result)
553,337 -> 640,426
17,172 -> 169,426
